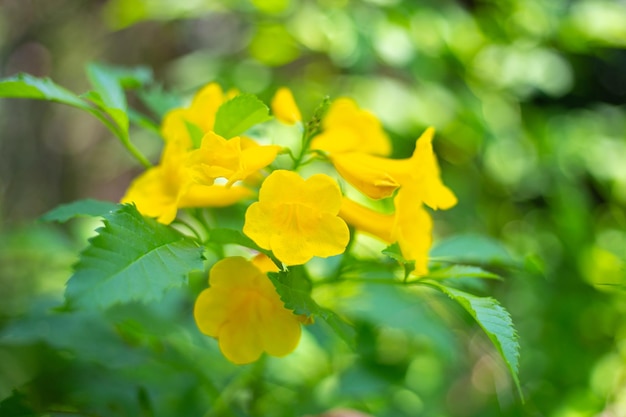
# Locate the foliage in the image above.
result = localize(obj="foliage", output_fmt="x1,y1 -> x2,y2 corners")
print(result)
1,1 -> 625,417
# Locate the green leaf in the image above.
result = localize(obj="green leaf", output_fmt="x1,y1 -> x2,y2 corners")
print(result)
430,282 -> 522,399
213,94 -> 272,138
426,265 -> 502,281
0,391 -> 40,417
0,73 -> 91,110
40,199 -> 119,223
185,120 -> 205,148
268,267 -> 356,349
86,63 -> 129,132
382,242 -> 415,277
101,64 -> 153,89
209,228 -> 265,252
65,204 -> 204,309
430,234 -> 518,267
138,85 -> 182,119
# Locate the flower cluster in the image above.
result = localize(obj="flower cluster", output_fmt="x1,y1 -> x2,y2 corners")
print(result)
122,83 -> 456,364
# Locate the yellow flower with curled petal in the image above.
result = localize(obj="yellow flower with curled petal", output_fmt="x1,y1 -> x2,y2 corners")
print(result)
121,139 -> 254,223
311,98 -> 391,156
243,170 -> 350,265
329,128 -> 457,209
188,132 -> 282,186
339,190 -> 433,276
271,87 -> 302,125
194,256 -> 302,364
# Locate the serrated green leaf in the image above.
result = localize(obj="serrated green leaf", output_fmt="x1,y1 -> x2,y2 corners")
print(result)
40,199 -> 119,223
430,234 -> 518,267
65,204 -> 204,309
213,94 -> 272,138
268,267 -> 356,349
430,282 -> 522,399
0,73 -> 91,110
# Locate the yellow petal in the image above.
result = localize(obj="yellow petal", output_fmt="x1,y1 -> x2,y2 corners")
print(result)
393,188 -> 433,276
257,170 -> 343,213
121,167 -> 180,224
251,253 -> 280,273
242,201 -> 275,250
190,133 -> 280,185
243,170 -> 349,265
194,287 -> 242,337
186,82 -> 226,133
409,128 -> 458,210
269,206 -> 350,265
193,257 -> 303,364
219,308 -> 265,364
121,139 -> 193,224
338,198 -> 395,243
330,152 -> 404,199
259,303 -> 302,357
311,98 -> 391,156
179,184 -> 253,207
271,87 -> 302,125
161,108 -> 192,147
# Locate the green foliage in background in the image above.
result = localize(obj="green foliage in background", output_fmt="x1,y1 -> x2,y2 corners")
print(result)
0,0 -> 625,417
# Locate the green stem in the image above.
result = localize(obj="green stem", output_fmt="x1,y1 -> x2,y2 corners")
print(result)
292,97 -> 330,171
86,108 -> 152,168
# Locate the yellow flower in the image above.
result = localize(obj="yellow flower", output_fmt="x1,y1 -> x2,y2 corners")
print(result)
122,134 -> 260,224
271,87 -> 302,125
161,82 -> 238,145
243,170 -> 350,265
188,132 -> 281,186
178,184 -> 253,208
339,191 -> 433,275
121,138 -> 193,224
329,128 -> 457,209
194,257 -> 302,364
311,98 -> 391,156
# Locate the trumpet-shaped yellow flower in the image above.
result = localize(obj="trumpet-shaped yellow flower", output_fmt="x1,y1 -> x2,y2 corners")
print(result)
188,132 -> 281,186
194,257 -> 302,364
339,190 -> 433,275
243,170 -> 350,265
329,128 -> 457,209
311,98 -> 391,156
271,87 -> 302,125
121,139 -> 254,224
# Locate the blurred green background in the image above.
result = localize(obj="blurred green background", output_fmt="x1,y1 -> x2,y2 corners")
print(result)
1,0 -> 626,416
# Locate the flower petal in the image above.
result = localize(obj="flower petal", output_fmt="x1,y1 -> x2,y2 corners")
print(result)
179,184 -> 253,207
270,206 -> 350,265
311,98 -> 391,156
330,152 -> 404,199
338,198 -> 395,243
410,128 -> 458,210
393,188 -> 433,275
245,171 -> 349,265
194,257 -> 303,364
271,87 -> 302,125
